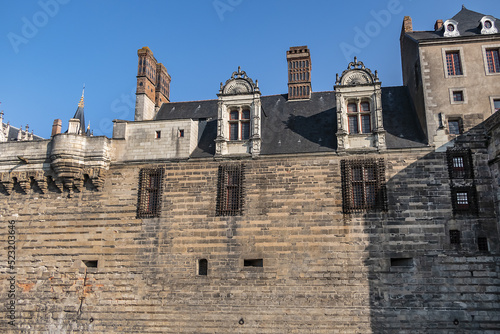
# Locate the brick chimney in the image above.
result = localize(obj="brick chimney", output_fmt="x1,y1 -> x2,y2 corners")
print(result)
434,19 -> 443,31
286,46 -> 312,100
51,119 -> 62,136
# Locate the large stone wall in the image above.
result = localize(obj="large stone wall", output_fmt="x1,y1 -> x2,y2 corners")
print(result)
0,145 -> 498,333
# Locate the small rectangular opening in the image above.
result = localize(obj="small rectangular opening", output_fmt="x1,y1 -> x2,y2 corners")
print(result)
178,129 -> 184,137
450,230 -> 461,244
452,91 -> 464,102
155,130 -> 161,139
478,237 -> 489,252
390,258 -> 413,267
198,259 -> 208,276
244,259 -> 263,267
83,260 -> 98,268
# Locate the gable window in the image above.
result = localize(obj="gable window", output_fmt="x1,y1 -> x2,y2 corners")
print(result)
229,108 -> 250,140
216,164 -> 244,216
447,149 -> 473,179
347,101 -> 371,134
446,51 -> 463,76
137,167 -> 164,218
341,159 -> 387,213
486,49 -> 500,73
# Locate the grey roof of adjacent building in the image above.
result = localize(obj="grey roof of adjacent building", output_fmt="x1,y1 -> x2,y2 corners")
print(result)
156,86 -> 427,158
407,7 -> 499,41
2,123 -> 44,141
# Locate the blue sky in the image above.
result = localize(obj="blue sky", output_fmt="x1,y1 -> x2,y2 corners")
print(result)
1,0 -> 499,138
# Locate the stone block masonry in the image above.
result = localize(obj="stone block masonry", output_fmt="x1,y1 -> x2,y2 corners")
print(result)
0,147 -> 498,333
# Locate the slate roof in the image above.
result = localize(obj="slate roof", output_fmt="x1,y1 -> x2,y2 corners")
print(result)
156,87 -> 426,158
2,123 -> 44,141
407,7 -> 499,41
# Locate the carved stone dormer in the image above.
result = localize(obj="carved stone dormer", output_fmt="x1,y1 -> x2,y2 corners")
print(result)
334,57 -> 386,152
215,67 -> 262,157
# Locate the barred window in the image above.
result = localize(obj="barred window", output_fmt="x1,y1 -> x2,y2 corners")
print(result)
451,186 -> 477,214
216,164 -> 244,216
137,168 -> 164,218
477,237 -> 489,252
449,230 -> 461,244
341,159 -> 387,213
447,149 -> 473,179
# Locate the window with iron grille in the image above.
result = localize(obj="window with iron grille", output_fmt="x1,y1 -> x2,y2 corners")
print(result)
137,168 -> 164,218
341,159 -> 387,213
216,164 -> 244,216
447,149 -> 473,179
451,186 -> 477,214
486,49 -> 500,73
477,237 -> 489,252
449,230 -> 461,244
446,51 -> 463,76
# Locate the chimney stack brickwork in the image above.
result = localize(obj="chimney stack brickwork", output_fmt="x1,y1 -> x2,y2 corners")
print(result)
287,46 -> 312,100
135,47 -> 171,121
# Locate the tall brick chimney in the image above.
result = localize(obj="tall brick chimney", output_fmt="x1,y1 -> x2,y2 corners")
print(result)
51,119 -> 62,136
286,46 -> 312,100
135,47 -> 171,121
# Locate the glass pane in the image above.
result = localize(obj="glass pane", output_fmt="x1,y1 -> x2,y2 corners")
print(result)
364,166 -> 376,181
230,123 -> 238,140
365,184 -> 377,207
241,122 -> 250,140
456,192 -> 469,208
453,91 -> 463,102
352,184 -> 364,207
449,120 -> 460,135
494,100 -> 500,112
347,103 -> 357,113
230,110 -> 239,120
352,167 -> 363,181
361,115 -> 371,133
361,102 -> 370,112
241,110 -> 250,120
349,116 -> 358,134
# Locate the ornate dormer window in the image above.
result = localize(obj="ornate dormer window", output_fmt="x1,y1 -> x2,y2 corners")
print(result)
334,58 -> 386,152
481,16 -> 498,34
443,19 -> 459,37
216,67 -> 262,157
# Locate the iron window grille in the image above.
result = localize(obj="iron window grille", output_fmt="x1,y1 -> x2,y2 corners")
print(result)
216,164 -> 244,216
477,237 -> 489,252
137,167 -> 164,218
449,230 -> 461,244
341,158 -> 387,214
450,186 -> 478,215
447,149 -> 473,179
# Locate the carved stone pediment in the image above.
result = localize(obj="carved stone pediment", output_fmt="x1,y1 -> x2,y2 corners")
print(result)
219,67 -> 260,96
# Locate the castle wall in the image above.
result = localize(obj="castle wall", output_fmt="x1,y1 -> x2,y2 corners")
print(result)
0,146 -> 498,333
112,119 -> 197,163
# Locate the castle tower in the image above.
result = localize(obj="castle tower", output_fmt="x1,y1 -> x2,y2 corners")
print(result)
286,46 -> 312,100
135,47 -> 158,121
155,62 -> 171,110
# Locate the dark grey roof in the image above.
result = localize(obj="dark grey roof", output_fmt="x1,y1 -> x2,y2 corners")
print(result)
156,88 -> 426,158
2,123 -> 44,141
407,7 -> 499,41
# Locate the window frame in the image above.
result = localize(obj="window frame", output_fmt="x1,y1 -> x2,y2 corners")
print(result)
448,88 -> 467,104
216,164 -> 244,216
137,167 -> 164,218
482,44 -> 500,76
490,96 -> 500,114
228,107 -> 251,141
341,158 -> 387,214
442,47 -> 466,78
447,117 -> 463,135
346,100 -> 372,134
